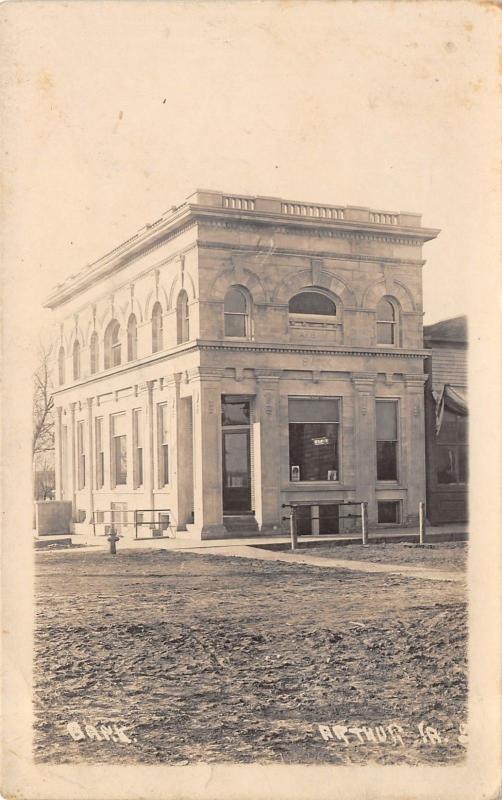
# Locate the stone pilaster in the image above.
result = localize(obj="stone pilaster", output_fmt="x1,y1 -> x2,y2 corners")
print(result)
69,402 -> 77,514
404,374 -> 427,524
189,368 -> 225,538
164,373 -> 195,530
351,373 -> 377,522
86,398 -> 94,525
55,406 -> 63,500
144,380 -> 155,510
254,371 -> 281,532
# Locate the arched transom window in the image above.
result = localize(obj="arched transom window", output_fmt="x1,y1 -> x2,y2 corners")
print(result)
104,320 -> 121,369
289,291 -> 337,317
151,302 -> 163,353
224,286 -> 249,338
177,290 -> 190,344
376,297 -> 397,345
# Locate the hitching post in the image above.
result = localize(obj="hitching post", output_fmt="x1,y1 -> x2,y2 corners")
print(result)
419,502 -> 426,545
290,507 -> 298,551
107,526 -> 119,555
361,501 -> 368,546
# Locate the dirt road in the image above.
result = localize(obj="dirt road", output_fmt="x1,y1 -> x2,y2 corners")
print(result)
34,549 -> 467,765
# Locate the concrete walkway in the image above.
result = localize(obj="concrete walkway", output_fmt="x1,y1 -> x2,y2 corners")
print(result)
184,544 -> 464,583
35,529 -> 466,583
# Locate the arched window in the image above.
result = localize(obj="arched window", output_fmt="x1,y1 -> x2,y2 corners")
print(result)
90,331 -> 99,374
104,319 -> 121,369
177,290 -> 190,344
127,314 -> 138,361
58,346 -> 65,386
224,286 -> 249,338
289,290 -> 336,317
151,302 -> 163,353
72,340 -> 81,380
376,297 -> 397,345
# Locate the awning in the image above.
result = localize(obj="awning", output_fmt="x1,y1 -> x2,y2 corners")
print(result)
435,384 -> 468,435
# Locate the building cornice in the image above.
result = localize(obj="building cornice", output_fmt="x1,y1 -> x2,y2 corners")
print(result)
44,215 -> 198,309
197,340 -> 429,359
197,239 -> 427,267
195,212 -> 436,247
51,337 -> 430,400
44,189 -> 439,310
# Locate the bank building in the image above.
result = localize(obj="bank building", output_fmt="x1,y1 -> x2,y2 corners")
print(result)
46,190 -> 439,540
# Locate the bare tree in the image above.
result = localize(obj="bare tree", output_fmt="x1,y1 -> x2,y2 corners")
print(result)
33,338 -> 55,462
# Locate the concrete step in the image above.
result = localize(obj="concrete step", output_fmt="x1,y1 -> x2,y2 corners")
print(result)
223,515 -> 259,533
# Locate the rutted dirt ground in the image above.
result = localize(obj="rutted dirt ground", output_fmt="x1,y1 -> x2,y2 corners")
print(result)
281,542 -> 467,572
34,549 -> 467,765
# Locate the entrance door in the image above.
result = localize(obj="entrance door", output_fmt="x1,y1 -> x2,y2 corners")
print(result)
222,430 -> 251,512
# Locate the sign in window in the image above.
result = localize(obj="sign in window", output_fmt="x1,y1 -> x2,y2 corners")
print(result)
288,398 -> 340,482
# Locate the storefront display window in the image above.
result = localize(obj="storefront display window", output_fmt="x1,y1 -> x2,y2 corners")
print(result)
288,397 -> 339,482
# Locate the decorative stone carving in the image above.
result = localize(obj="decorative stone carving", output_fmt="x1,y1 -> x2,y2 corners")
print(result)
311,258 -> 323,285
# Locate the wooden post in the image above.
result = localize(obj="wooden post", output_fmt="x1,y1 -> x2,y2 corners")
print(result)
419,501 -> 426,545
361,501 -> 368,545
290,508 -> 298,551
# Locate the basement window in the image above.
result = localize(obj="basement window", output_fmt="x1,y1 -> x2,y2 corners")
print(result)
377,500 -> 401,524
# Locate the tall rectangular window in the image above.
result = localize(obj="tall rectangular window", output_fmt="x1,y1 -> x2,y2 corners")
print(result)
111,413 -> 127,486
61,424 -> 67,494
288,397 -> 340,482
436,409 -> 468,485
376,400 -> 399,481
133,408 -> 143,488
158,404 -> 169,486
95,417 -> 104,489
77,420 -> 86,489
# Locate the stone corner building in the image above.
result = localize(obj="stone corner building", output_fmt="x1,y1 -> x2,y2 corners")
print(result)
46,190 -> 439,539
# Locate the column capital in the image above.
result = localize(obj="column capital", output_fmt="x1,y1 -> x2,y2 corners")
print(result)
86,397 -> 94,409
164,372 -> 183,389
404,374 -> 427,389
187,366 -> 224,383
255,368 -> 282,383
351,372 -> 377,390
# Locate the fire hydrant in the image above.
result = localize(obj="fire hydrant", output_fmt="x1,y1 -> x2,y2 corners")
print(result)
107,527 -> 120,555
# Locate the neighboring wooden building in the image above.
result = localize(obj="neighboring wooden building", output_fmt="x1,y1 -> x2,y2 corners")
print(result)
424,316 -> 468,524
45,190 -> 439,539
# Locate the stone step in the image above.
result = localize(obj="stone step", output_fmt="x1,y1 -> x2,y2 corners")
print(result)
223,515 -> 259,533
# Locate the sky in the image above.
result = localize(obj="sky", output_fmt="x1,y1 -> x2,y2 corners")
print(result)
2,0 -> 500,349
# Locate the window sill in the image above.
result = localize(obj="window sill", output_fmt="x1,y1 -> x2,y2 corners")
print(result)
285,482 -> 351,490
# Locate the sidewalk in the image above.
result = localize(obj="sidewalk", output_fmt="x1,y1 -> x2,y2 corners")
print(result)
35,521 -> 468,552
185,544 -> 464,583
35,524 -> 467,583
